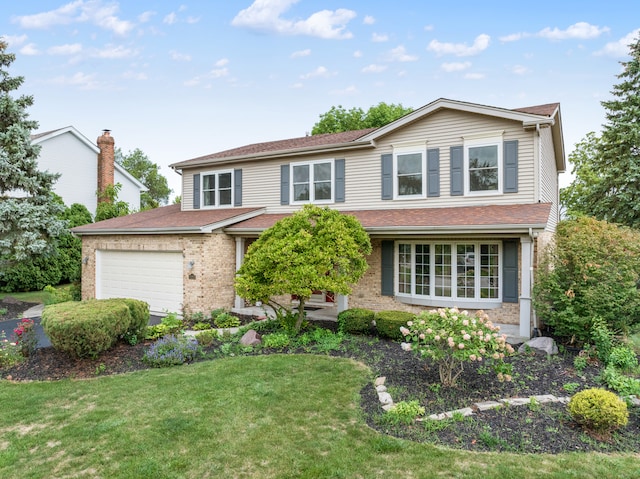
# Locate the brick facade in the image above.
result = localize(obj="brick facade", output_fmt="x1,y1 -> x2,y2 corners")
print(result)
96,130 -> 115,200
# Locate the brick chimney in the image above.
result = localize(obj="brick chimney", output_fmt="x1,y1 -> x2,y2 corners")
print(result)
97,129 -> 115,202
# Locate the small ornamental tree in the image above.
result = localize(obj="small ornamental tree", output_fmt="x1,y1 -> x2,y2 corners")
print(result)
235,205 -> 372,333
401,308 -> 514,387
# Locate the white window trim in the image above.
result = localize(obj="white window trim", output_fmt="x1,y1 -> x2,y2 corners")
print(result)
395,240 -> 502,309
290,159 -> 335,205
200,169 -> 234,209
463,135 -> 503,196
393,145 -> 426,200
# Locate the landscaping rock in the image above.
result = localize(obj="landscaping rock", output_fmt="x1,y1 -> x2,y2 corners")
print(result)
240,329 -> 262,346
518,336 -> 558,355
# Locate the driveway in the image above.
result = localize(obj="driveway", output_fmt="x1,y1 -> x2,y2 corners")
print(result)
0,316 -> 51,349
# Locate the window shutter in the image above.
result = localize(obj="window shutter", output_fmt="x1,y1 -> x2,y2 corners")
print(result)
335,159 -> 345,203
280,164 -> 289,205
450,146 -> 463,196
193,173 -> 200,209
381,154 -> 393,200
427,148 -> 440,197
381,240 -> 394,296
234,169 -> 242,206
503,240 -> 519,303
503,140 -> 518,193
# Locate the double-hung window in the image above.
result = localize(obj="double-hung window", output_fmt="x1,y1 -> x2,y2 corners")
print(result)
291,159 -> 333,204
464,134 -> 502,195
201,170 -> 233,208
396,241 -> 501,306
394,146 -> 425,199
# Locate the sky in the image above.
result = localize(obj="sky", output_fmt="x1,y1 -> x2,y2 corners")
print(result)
1,0 -> 639,201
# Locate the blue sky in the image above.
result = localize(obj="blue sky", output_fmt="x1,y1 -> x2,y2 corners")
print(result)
2,0 -> 639,199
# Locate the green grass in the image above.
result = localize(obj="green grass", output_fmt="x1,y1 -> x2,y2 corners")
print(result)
0,284 -> 75,305
1,355 -> 640,478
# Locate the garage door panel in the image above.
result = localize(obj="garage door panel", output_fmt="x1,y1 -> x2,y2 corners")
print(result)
97,251 -> 183,314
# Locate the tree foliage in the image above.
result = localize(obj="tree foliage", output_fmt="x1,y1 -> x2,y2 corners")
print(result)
311,102 -> 413,135
0,40 -> 66,263
116,147 -> 172,209
560,35 -> 640,227
533,217 -> 640,343
95,183 -> 130,222
234,205 -> 372,333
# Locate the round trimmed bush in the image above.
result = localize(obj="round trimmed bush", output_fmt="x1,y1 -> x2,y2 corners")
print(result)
337,308 -> 375,334
568,388 -> 629,434
375,310 -> 417,340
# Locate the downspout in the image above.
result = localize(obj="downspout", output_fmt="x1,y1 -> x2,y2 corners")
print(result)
529,227 -> 540,337
533,123 -> 542,336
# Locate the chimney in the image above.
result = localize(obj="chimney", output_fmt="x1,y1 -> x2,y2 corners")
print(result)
97,129 -> 115,202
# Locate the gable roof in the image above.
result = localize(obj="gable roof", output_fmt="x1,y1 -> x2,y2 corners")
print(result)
170,98 -> 565,172
71,203 -> 265,235
31,126 -> 147,192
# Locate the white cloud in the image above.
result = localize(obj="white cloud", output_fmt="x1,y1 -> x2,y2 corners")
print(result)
12,0 -> 134,36
51,71 -> 99,89
330,85 -> 358,95
595,29 -> 640,57
215,58 -> 229,67
427,34 -> 490,57
538,22 -> 609,40
48,43 -> 83,55
499,32 -> 528,42
464,72 -> 485,80
186,16 -> 201,24
170,50 -> 191,61
372,33 -> 388,42
164,12 -> 177,25
353,50 -> 362,58
291,82 -> 303,89
362,64 -> 387,73
300,65 -> 332,79
424,24 -> 434,32
291,48 -> 311,58
386,45 -> 418,62
231,0 -> 356,40
441,61 -> 471,72
1,34 -> 28,47
510,65 -> 529,75
20,43 -> 40,55
122,71 -> 147,80
92,44 -> 136,59
185,63 -> 230,87
363,15 -> 375,25
138,11 -> 155,23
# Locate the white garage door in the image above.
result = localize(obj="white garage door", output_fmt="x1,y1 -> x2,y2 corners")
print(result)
97,250 -> 184,314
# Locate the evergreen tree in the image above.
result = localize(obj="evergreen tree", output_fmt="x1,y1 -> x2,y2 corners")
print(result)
561,35 -> 640,227
0,40 -> 66,263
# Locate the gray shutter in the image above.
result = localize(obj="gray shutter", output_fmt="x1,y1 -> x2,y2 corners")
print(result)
280,164 -> 289,205
381,240 -> 394,296
234,169 -> 242,206
503,140 -> 518,193
193,173 -> 200,209
381,154 -> 393,200
503,240 -> 519,303
450,146 -> 463,196
427,148 -> 440,197
335,159 -> 345,203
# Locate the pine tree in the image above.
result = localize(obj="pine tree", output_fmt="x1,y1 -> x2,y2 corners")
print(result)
0,40 -> 66,263
562,35 -> 640,227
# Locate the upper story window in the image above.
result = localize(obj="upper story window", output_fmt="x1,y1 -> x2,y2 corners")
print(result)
464,134 -> 503,195
291,159 -> 334,204
201,170 -> 233,208
393,145 -> 426,199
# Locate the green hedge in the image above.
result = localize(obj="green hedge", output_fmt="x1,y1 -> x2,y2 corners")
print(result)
375,310 -> 416,341
109,298 -> 150,338
42,298 -> 147,358
337,308 -> 375,334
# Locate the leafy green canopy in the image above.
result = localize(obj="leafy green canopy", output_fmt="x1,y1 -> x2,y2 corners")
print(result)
0,40 -> 66,262
311,102 -> 413,135
533,217 -> 640,343
95,183 -> 130,222
115,147 -> 172,209
561,35 -> 640,227
235,205 -> 372,332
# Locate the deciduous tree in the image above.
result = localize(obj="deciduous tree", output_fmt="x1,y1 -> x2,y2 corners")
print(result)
116,147 -> 172,209
311,102 -> 413,135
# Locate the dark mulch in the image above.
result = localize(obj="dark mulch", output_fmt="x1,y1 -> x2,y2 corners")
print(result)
1,309 -> 638,455
0,297 -> 38,321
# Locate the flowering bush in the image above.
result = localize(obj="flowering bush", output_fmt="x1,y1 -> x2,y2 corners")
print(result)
13,318 -> 38,357
143,334 -> 201,367
400,307 -> 515,387
0,331 -> 24,367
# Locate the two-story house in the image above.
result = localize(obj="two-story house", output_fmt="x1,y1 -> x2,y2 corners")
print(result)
72,98 -> 565,338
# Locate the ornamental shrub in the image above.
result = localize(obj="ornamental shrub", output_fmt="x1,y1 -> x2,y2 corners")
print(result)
337,308 -> 375,334
115,298 -> 150,339
402,307 -> 515,387
13,318 -> 38,357
607,345 -> 639,372
375,310 -> 417,340
143,334 -> 200,367
214,312 -> 241,329
42,299 -> 131,358
599,365 -> 640,397
568,388 -> 629,434
385,400 -> 426,425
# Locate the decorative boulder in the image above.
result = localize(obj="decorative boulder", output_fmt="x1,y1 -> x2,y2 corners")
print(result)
240,329 -> 262,346
518,336 -> 558,355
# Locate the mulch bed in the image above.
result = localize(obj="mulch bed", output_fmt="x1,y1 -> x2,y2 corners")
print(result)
0,297 -> 39,322
1,301 -> 639,454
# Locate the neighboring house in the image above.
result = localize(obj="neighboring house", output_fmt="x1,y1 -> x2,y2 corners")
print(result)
31,127 -> 146,213
72,98 -> 565,338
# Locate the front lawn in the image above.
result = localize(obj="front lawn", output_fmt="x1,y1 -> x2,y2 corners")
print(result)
1,354 -> 639,479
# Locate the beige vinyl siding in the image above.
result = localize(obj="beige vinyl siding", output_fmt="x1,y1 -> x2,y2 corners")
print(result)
538,126 -> 560,230
181,109 -> 540,213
